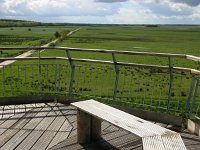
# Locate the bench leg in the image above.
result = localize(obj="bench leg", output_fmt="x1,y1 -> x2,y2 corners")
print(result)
77,109 -> 91,144
91,116 -> 101,141
77,109 -> 101,144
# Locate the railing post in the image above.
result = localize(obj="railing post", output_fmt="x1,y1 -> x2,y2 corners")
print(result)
112,53 -> 119,104
167,56 -> 173,112
66,50 -> 75,97
189,79 -> 199,114
2,66 -> 5,96
185,77 -> 195,112
38,49 -> 42,96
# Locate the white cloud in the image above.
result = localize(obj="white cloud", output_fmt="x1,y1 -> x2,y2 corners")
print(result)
0,0 -> 200,24
0,0 -> 120,17
107,5 -> 200,24
106,8 -> 158,24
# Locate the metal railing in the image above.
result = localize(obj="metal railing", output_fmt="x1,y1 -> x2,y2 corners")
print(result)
0,46 -> 200,119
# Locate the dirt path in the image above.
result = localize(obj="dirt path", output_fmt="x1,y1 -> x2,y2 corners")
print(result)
0,27 -> 81,68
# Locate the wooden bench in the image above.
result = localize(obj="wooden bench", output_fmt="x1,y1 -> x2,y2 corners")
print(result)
71,100 -> 187,150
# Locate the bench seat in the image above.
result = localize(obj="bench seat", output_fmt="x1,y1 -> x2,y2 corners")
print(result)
71,100 -> 187,150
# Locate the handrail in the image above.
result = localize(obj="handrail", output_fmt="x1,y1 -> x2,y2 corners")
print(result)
186,55 -> 200,62
0,57 -> 200,75
0,46 -> 200,62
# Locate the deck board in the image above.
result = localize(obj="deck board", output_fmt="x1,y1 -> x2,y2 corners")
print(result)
15,130 -> 44,150
1,130 -> 31,150
30,131 -> 57,150
11,108 -> 42,129
59,119 -> 73,132
23,107 -> 51,130
0,129 -> 19,147
34,112 -> 56,130
47,116 -> 66,131
46,132 -> 70,149
0,103 -> 199,150
0,113 -> 24,128
0,128 -> 6,135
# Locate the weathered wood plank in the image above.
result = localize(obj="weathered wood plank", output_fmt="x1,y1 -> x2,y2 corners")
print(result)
49,136 -> 83,150
1,130 -> 31,150
0,118 -> 7,126
1,106 -> 14,119
11,105 -> 25,114
101,121 -> 111,131
162,134 -> 187,150
35,111 -> 56,131
15,130 -> 44,150
142,135 -> 165,150
23,107 -> 51,130
102,129 -> 129,141
45,106 -> 65,131
68,129 -> 78,139
12,108 -> 42,129
0,129 -> 6,135
0,113 -> 25,129
77,109 -> 91,144
105,131 -> 141,149
23,117 -> 43,130
47,116 -> 66,132
59,119 -> 73,132
71,100 -> 174,137
47,132 -> 70,149
0,106 -> 3,119
103,124 -> 119,134
0,129 -> 19,147
30,131 -> 56,150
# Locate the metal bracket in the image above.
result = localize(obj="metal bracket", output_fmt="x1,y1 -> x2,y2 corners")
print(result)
112,53 -> 119,104
66,50 -> 75,97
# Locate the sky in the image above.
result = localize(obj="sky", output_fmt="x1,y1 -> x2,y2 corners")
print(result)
0,0 -> 200,24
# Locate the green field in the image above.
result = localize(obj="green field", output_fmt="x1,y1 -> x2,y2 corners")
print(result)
0,26 -> 77,57
62,26 -> 200,54
55,25 -> 200,69
0,24 -> 200,116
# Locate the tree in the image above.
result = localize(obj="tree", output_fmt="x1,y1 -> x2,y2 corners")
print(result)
54,31 -> 60,38
60,30 -> 70,38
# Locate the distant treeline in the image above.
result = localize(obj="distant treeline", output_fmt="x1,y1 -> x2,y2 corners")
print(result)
0,19 -> 42,27
1,19 -> 199,27
0,19 -> 85,27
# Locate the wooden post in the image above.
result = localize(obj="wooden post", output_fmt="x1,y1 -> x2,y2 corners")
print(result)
77,109 -> 91,144
77,109 -> 102,144
91,116 -> 101,141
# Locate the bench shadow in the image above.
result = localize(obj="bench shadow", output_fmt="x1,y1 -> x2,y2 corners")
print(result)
50,134 -> 142,150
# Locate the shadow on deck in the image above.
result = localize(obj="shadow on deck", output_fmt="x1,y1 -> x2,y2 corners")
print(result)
0,103 -> 200,150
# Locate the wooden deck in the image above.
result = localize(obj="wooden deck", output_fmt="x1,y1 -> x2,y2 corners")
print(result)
0,103 -> 200,150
